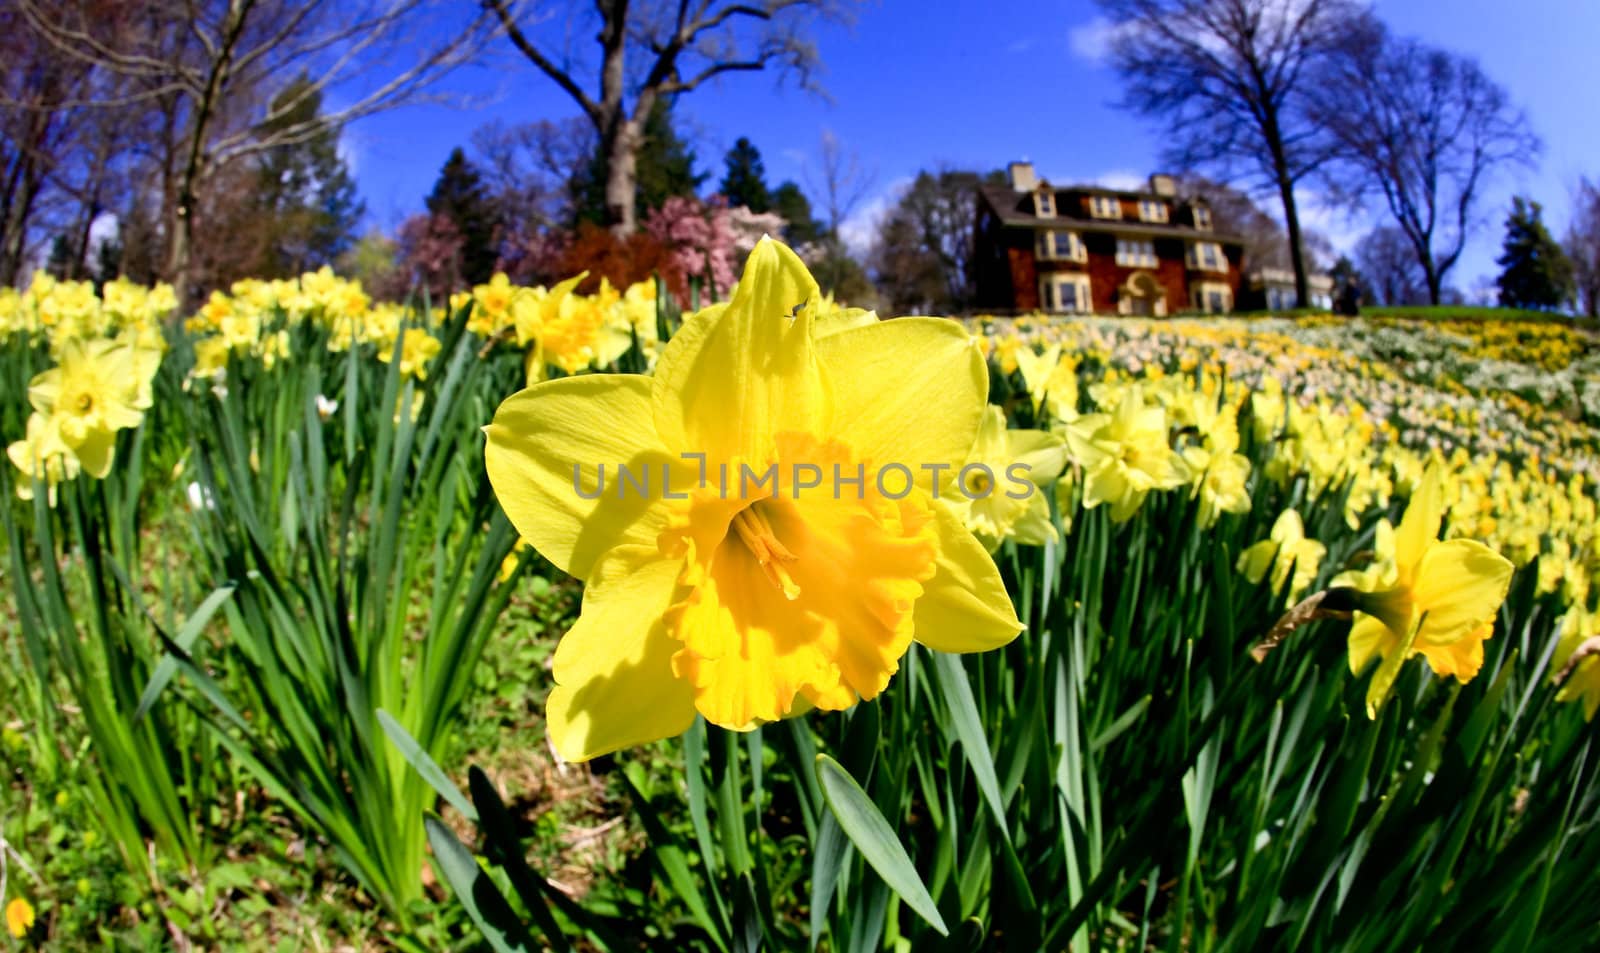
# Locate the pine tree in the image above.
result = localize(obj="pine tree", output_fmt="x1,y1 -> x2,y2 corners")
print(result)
719,137 -> 771,212
253,76 -> 365,277
772,181 -> 823,245
1496,197 -> 1575,311
427,147 -> 499,286
570,101 -> 705,227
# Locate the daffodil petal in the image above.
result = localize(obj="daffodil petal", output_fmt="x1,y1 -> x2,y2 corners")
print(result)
651,238 -> 828,465
913,499 -> 1023,653
1412,539 -> 1514,644
1347,613 -> 1397,676
815,317 -> 987,485
485,374 -> 686,580
546,546 -> 697,761
1394,466 -> 1445,574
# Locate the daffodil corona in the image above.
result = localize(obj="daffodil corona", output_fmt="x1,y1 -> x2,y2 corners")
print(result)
486,239 -> 1023,761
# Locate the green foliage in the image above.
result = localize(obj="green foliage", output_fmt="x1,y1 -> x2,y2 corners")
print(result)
771,181 -> 824,246
428,147 -> 500,285
1497,197 -> 1576,312
252,75 -> 365,277
426,355 -> 1600,953
719,137 -> 772,212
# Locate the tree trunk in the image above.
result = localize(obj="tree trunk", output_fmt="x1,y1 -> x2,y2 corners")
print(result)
169,192 -> 194,305
1262,107 -> 1310,309
602,118 -> 639,236
1424,262 -> 1442,306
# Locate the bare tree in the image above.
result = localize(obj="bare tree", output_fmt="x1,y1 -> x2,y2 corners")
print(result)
1566,176 -> 1600,318
806,127 -> 874,291
1096,0 -> 1362,308
485,0 -> 853,236
1355,225 -> 1426,306
471,117 -> 594,232
17,0 -> 489,300
1172,172 -> 1331,274
868,168 -> 997,316
1311,19 -> 1538,305
809,128 -> 873,241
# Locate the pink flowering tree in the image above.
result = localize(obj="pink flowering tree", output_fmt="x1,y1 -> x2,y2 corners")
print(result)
644,195 -> 786,302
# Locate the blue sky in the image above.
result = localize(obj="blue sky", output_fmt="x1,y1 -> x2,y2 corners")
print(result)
349,0 -> 1600,296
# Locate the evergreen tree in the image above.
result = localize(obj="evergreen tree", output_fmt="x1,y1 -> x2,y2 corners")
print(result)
1496,197 -> 1575,311
427,147 -> 499,286
570,101 -> 704,227
772,181 -> 823,245
719,137 -> 771,212
253,76 -> 365,276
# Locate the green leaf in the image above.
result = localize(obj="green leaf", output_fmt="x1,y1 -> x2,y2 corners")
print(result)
377,709 -> 476,823
815,753 -> 947,936
931,652 -> 1009,836
425,818 -> 539,953
133,585 -> 236,721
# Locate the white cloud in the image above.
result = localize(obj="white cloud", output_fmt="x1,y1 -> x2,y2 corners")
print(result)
1095,169 -> 1146,192
837,177 -> 912,258
1068,16 -> 1119,64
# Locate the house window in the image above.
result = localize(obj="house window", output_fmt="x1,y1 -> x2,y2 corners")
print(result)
1034,189 -> 1055,218
1193,207 -> 1213,230
1138,199 -> 1169,223
1187,241 -> 1224,272
1089,195 -> 1122,219
1040,274 -> 1092,314
1115,239 -> 1156,268
1036,229 -> 1085,262
1192,281 -> 1233,314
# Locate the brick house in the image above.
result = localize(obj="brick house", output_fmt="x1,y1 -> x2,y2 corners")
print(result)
974,162 -> 1245,316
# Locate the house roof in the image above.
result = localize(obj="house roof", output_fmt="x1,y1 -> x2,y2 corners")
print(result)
977,183 -> 1244,247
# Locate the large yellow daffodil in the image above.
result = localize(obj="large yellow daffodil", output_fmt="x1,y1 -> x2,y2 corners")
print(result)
485,238 -> 1022,761
1331,465 -> 1514,717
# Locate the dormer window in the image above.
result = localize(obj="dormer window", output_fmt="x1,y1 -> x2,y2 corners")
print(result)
1138,199 -> 1169,223
1089,195 -> 1122,219
1193,206 -> 1213,231
1034,189 -> 1055,218
1036,229 -> 1086,263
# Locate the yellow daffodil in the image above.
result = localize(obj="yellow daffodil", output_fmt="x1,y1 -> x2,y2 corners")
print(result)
27,338 -> 150,478
5,897 -> 33,938
1238,508 -> 1325,601
1331,466 -> 1515,717
947,406 -> 1068,551
378,328 -> 441,381
7,411 -> 79,503
485,238 -> 1021,761
1063,384 -> 1188,523
1552,604 -> 1600,719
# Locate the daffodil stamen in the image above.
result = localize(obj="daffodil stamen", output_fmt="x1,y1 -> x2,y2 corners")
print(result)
731,503 -> 802,600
